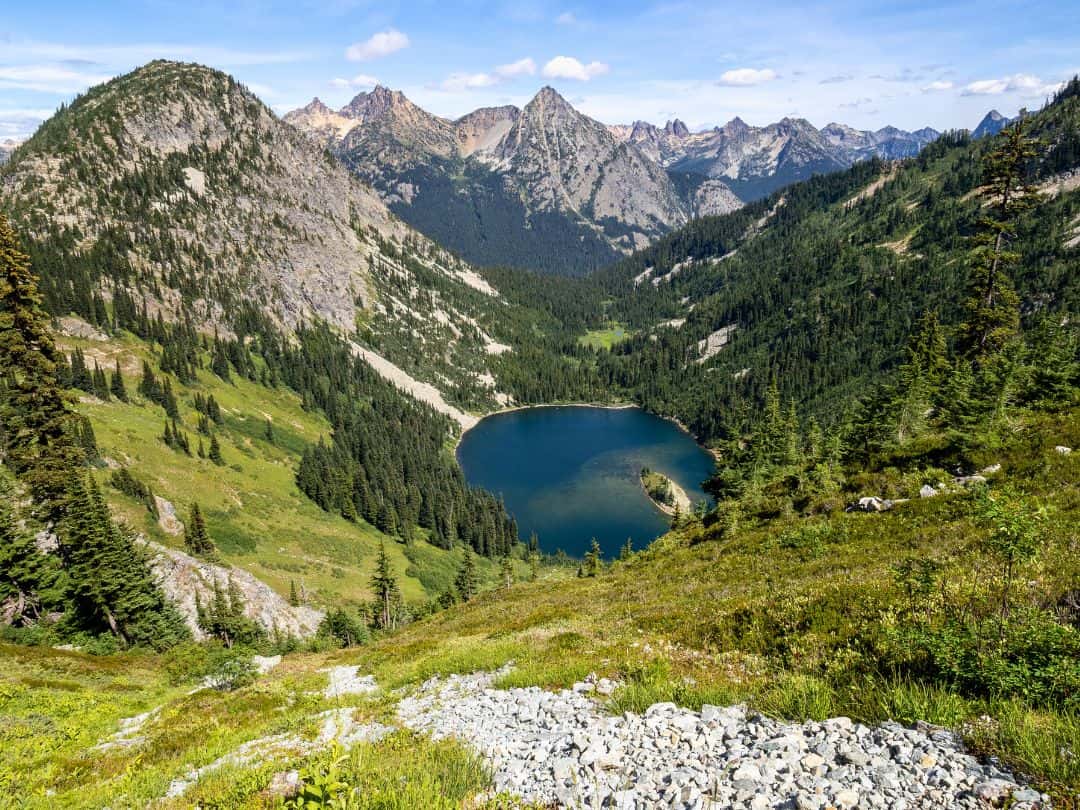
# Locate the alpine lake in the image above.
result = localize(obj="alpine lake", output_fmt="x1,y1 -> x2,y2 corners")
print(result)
457,405 -> 715,558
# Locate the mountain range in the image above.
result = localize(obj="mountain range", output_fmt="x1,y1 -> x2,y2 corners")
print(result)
285,87 -> 941,275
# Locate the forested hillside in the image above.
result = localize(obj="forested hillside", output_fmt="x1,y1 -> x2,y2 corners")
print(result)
581,79 -> 1080,446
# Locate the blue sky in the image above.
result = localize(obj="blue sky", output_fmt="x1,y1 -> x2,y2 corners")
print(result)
2,0 -> 1077,141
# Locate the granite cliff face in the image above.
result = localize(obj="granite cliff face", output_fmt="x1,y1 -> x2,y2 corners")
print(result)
0,138 -> 19,165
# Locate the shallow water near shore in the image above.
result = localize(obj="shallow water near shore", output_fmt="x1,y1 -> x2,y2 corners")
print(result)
456,405 -> 715,558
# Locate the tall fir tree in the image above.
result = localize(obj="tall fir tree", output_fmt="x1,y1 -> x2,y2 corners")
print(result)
184,502 -> 218,559
454,546 -> 478,601
958,122 -> 1038,362
370,541 -> 397,629
0,213 -> 86,518
62,475 -> 188,648
109,359 -> 128,402
0,471 -> 63,626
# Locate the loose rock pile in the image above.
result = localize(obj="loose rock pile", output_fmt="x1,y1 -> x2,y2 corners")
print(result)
398,668 -> 1047,809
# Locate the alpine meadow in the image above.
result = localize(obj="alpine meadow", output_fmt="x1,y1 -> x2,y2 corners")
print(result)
0,4 -> 1078,809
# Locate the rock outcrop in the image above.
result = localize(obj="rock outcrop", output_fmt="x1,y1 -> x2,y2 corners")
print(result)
146,540 -> 323,640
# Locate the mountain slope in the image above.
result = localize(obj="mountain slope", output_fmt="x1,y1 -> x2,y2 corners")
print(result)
0,61 -> 529,416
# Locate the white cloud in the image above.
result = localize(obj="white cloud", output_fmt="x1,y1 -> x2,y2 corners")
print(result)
439,57 -> 536,93
541,56 -> 609,81
496,58 -> 536,78
921,80 -> 954,93
330,74 -> 379,89
441,72 -> 500,92
961,73 -> 1062,97
346,29 -> 409,62
717,68 -> 777,87
555,11 -> 577,25
0,65 -> 112,94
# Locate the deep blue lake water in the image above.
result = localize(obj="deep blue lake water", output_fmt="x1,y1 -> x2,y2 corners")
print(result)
456,406 -> 715,558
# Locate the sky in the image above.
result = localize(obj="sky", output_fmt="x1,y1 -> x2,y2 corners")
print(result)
2,0 -> 1077,142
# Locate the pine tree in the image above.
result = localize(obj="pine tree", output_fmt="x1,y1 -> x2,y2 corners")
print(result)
500,555 -> 514,589
208,432 -> 224,466
528,549 -> 540,582
91,362 -> 110,401
62,475 -> 188,648
370,541 -> 397,629
583,538 -> 602,577
0,213 -> 86,517
619,537 -> 633,561
958,122 -> 1038,362
184,502 -> 218,559
454,546 -> 478,601
109,360 -> 128,402
264,418 -> 274,444
288,579 -> 300,607
0,471 -> 62,626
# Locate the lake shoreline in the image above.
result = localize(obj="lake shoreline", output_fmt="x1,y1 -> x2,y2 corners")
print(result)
456,401 -> 640,451
458,402 -> 717,460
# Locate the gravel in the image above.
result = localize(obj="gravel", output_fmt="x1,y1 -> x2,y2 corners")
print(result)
397,667 -> 1049,809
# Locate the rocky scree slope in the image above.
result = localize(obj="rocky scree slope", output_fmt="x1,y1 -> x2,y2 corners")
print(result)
0,61 -> 516,414
398,667 -> 1044,810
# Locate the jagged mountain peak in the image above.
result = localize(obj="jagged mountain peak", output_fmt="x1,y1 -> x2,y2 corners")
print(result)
973,109 -> 1012,139
301,97 -> 332,115
664,119 -> 690,138
340,85 -> 416,120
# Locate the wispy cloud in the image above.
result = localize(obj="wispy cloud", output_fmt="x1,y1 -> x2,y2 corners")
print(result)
961,73 -> 1063,97
819,74 -> 854,85
555,11 -> 577,25
541,56 -> 609,81
0,65 -> 113,94
717,68 -> 777,87
496,58 -> 536,79
3,40 -> 310,67
439,57 -> 536,93
921,80 -> 954,93
330,74 -> 379,90
346,29 -> 409,62
441,72 -> 501,92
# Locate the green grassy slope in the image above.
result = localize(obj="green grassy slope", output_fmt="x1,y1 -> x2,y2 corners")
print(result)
2,410 -> 1074,806
60,324 -> 512,608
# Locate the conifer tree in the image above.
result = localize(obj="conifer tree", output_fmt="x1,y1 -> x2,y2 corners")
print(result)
209,432 -> 224,465
184,502 -> 218,559
958,122 -> 1037,362
0,471 -> 63,626
500,555 -> 514,589
0,213 -> 86,517
92,362 -> 109,401
288,579 -> 300,607
264,418 -> 274,444
371,541 -> 397,629
454,546 -> 478,601
583,538 -> 602,577
109,360 -> 128,402
619,537 -> 633,561
528,549 -> 540,582
62,475 -> 187,648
